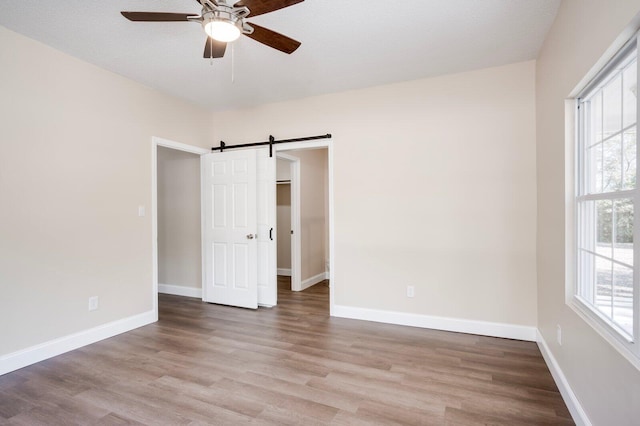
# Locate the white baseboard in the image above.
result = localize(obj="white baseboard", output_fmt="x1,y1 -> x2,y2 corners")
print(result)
277,268 -> 292,276
300,272 -> 329,291
332,304 -> 537,341
0,310 -> 156,376
537,331 -> 591,426
158,283 -> 202,299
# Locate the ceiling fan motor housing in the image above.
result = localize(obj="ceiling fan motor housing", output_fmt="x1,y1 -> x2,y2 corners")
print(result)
201,2 -> 253,41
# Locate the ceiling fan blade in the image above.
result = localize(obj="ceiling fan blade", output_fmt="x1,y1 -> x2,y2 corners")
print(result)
233,0 -> 303,17
245,23 -> 301,54
204,37 -> 227,58
121,12 -> 198,22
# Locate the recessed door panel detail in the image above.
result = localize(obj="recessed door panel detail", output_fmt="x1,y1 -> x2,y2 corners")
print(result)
233,244 -> 249,289
233,183 -> 248,228
213,243 -> 227,288
213,161 -> 226,176
233,159 -> 247,174
212,185 -> 227,228
257,180 -> 268,224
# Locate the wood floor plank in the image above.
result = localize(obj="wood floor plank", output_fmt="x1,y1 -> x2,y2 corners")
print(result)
0,391 -> 36,420
150,375 -> 264,418
233,371 -> 361,413
105,379 -> 257,424
93,412 -> 147,426
255,404 -> 330,426
73,387 -> 192,425
0,277 -> 573,425
356,400 -> 445,426
215,377 -> 339,422
307,374 -> 454,415
330,410 -> 393,426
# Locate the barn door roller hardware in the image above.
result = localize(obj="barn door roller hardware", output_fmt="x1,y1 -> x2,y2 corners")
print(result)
212,133 -> 331,157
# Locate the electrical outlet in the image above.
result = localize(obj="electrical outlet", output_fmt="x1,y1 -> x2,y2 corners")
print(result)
556,324 -> 562,346
407,285 -> 415,298
88,296 -> 99,312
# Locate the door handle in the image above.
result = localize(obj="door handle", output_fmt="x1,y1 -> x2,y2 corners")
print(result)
269,228 -> 273,240
246,234 -> 255,240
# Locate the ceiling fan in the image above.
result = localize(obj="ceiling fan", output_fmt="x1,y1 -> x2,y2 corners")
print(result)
121,0 -> 303,59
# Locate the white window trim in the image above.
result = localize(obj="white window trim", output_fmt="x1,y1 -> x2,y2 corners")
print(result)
567,31 -> 640,371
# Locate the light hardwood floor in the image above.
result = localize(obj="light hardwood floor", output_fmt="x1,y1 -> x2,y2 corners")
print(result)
0,277 -> 573,425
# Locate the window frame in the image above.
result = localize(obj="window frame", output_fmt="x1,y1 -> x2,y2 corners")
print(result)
572,32 -> 640,367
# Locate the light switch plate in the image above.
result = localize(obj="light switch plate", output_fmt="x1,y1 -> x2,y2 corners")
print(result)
407,286 -> 415,298
88,296 -> 99,312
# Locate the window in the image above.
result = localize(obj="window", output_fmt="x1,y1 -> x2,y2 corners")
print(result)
575,36 -> 639,358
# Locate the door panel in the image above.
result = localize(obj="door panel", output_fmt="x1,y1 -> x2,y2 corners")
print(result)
256,149 -> 277,306
202,150 -> 258,309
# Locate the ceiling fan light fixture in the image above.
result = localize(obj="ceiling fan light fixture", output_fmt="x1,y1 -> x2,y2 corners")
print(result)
122,0 -> 303,59
204,19 -> 241,42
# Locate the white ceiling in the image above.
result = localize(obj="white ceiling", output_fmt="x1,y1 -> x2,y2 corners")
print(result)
0,0 -> 560,111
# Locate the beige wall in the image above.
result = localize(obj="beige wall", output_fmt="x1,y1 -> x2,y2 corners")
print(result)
276,183 -> 292,270
0,26 -> 211,356
536,1 -> 640,424
211,60 -> 538,326
157,147 -> 201,290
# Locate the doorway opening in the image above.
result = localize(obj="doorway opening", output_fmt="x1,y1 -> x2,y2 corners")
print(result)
151,137 -> 208,318
152,137 -> 335,318
275,153 -> 300,291
276,147 -> 330,305
157,146 -> 202,298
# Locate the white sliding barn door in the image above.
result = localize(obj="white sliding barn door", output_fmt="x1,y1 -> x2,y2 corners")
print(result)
202,150 -> 258,309
201,148 -> 276,309
256,150 -> 277,306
